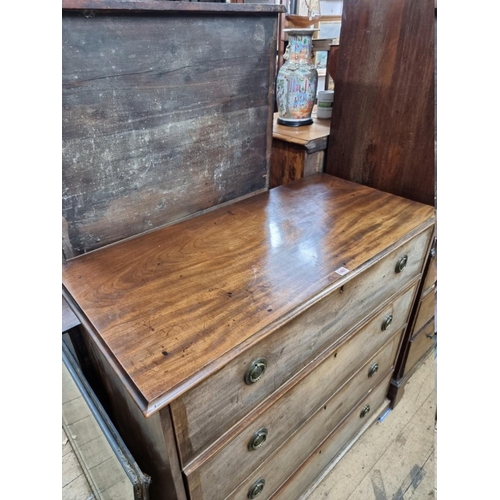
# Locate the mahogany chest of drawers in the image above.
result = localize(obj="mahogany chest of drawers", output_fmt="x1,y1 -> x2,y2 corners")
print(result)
62,3 -> 435,497
63,174 -> 435,500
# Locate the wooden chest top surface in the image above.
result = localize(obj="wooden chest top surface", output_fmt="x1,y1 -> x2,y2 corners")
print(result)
62,174 -> 434,415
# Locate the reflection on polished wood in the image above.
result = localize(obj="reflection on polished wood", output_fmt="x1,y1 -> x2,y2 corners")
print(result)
62,174 -> 435,416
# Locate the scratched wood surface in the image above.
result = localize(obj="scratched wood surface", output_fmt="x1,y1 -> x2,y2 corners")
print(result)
325,0 -> 435,206
62,174 -> 434,416
62,4 -> 281,258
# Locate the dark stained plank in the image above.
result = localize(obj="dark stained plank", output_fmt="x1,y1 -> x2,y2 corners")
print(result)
325,0 -> 435,206
62,174 -> 435,416
62,8 -> 280,257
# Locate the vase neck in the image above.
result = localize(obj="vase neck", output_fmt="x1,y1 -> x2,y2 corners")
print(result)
288,34 -> 313,62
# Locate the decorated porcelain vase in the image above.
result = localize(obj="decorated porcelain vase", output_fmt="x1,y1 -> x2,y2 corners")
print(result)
276,29 -> 318,127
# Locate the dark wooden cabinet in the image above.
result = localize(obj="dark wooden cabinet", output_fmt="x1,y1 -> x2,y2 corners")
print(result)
323,0 -> 436,406
325,0 -> 435,207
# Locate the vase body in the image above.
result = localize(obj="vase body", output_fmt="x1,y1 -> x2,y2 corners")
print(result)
276,29 -> 318,127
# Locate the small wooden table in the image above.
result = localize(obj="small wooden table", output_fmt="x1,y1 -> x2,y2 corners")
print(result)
270,109 -> 331,188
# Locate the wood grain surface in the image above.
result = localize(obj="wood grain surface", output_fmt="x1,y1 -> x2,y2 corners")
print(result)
270,141 -> 311,188
325,0 -> 435,206
62,7 -> 279,257
62,174 -> 435,416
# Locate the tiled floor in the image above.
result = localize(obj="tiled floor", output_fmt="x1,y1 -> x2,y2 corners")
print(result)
62,353 -> 436,500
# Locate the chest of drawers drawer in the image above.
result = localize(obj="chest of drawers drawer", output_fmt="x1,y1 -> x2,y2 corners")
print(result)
171,229 -> 431,464
412,288 -> 435,335
421,239 -> 436,292
182,285 -> 414,500
403,320 -> 435,377
231,373 -> 393,500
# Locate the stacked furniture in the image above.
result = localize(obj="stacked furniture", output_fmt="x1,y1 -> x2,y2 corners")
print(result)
62,2 -> 435,499
324,0 -> 436,405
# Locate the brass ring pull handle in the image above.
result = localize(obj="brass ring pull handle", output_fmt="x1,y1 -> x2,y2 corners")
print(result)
360,405 -> 370,418
248,479 -> 266,499
248,428 -> 268,451
395,255 -> 408,273
368,362 -> 379,378
381,314 -> 393,331
245,358 -> 267,385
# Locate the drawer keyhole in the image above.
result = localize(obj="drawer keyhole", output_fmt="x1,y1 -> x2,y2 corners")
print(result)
248,479 -> 265,499
245,358 -> 267,385
248,428 -> 268,451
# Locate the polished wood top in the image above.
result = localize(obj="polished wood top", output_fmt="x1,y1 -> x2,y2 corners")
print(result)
273,110 -> 331,147
62,174 -> 434,416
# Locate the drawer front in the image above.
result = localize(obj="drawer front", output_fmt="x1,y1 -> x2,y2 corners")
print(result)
404,321 -> 435,377
412,289 -> 435,335
227,374 -> 392,500
185,323 -> 405,500
421,239 -> 436,292
172,228 -> 431,463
